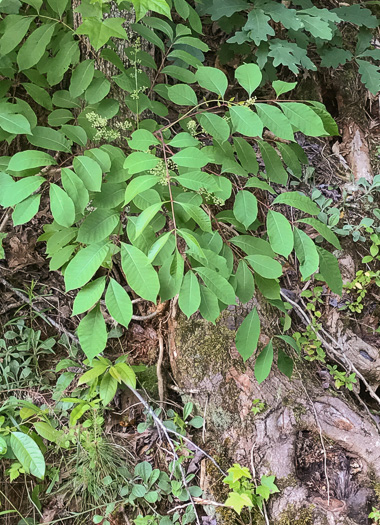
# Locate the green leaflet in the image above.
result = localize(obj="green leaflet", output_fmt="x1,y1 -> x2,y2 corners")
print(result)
0,176 -> 44,207
78,362 -> 108,386
168,133 -> 199,148
357,59 -> 380,96
28,127 -> 71,152
48,109 -> 73,127
235,63 -> 262,96
317,246 -> 343,295
10,432 -> 45,479
33,422 -> 61,443
208,0 -> 248,20
195,66 -> 228,97
46,228 -> 76,255
61,125 -> 87,147
148,231 -> 172,263
22,83 -> 53,111
235,308 -> 260,362
77,209 -> 119,244
197,113 -> 230,144
85,149 -> 111,173
168,84 -> 197,106
234,137 -> 259,174
195,267 -> 236,305
73,156 -> 102,192
143,15 -> 174,40
230,236 -> 275,258
124,175 -> 158,205
61,168 -> 89,215
0,112 -> 31,135
49,183 -> 75,228
178,270 -> 201,318
255,104 -> 294,141
121,243 -> 160,303
158,251 -> 183,301
178,230 -> 205,259
49,245 -> 76,271
298,217 -> 341,250
279,103 -> 326,136
277,348 -> 294,379
85,76 -> 111,104
105,278 -> 133,328
171,147 -> 209,168
258,141 -> 288,185
267,210 -> 293,258
275,334 -> 300,355
254,340 -> 273,383
133,188 -> 161,210
272,80 -> 297,97
101,373 -> 119,404
12,194 -> 40,226
245,255 -> 283,279
225,493 -> 253,515
276,142 -> 302,179
132,202 -> 162,240
17,23 -> 56,71
64,242 -> 109,292
76,18 -> 128,51
235,260 -> 255,304
72,276 -> 106,316
190,248 -> 229,278
77,304 -> 107,362
174,171 -> 219,193
199,285 -> 220,324
230,106 -> 263,137
132,0 -> 172,21
293,227 -> 319,280
113,362 -> 136,389
176,202 -> 212,232
47,0 -> 69,17
233,190 -> 258,229
8,150 -> 56,171
161,65 -> 196,83
69,59 -> 95,98
0,15 -> 35,56
245,177 -> 276,194
124,151 -> 159,174
128,129 -> 159,151
272,192 -> 320,215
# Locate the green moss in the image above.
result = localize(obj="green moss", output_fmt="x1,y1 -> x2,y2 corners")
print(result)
278,505 -> 315,525
373,482 -> 380,501
174,314 -> 244,433
276,475 -> 298,491
137,365 -> 158,398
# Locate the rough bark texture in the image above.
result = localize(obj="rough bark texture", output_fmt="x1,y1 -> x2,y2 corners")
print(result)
168,298 -> 380,524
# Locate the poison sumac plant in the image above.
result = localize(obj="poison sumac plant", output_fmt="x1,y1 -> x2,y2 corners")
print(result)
0,0 -> 349,386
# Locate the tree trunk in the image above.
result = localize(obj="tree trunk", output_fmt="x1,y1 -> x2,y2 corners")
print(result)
168,295 -> 380,524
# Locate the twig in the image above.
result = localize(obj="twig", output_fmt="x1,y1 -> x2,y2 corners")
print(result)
157,326 -> 165,407
0,300 -> 24,315
0,276 -> 79,344
0,210 -> 10,232
281,290 -> 380,408
132,311 -> 158,321
128,386 -> 201,525
168,498 -> 228,514
101,298 -> 159,321
202,396 -> 208,444
128,385 -> 227,478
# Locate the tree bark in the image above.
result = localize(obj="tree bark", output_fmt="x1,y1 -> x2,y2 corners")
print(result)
168,297 -> 380,524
